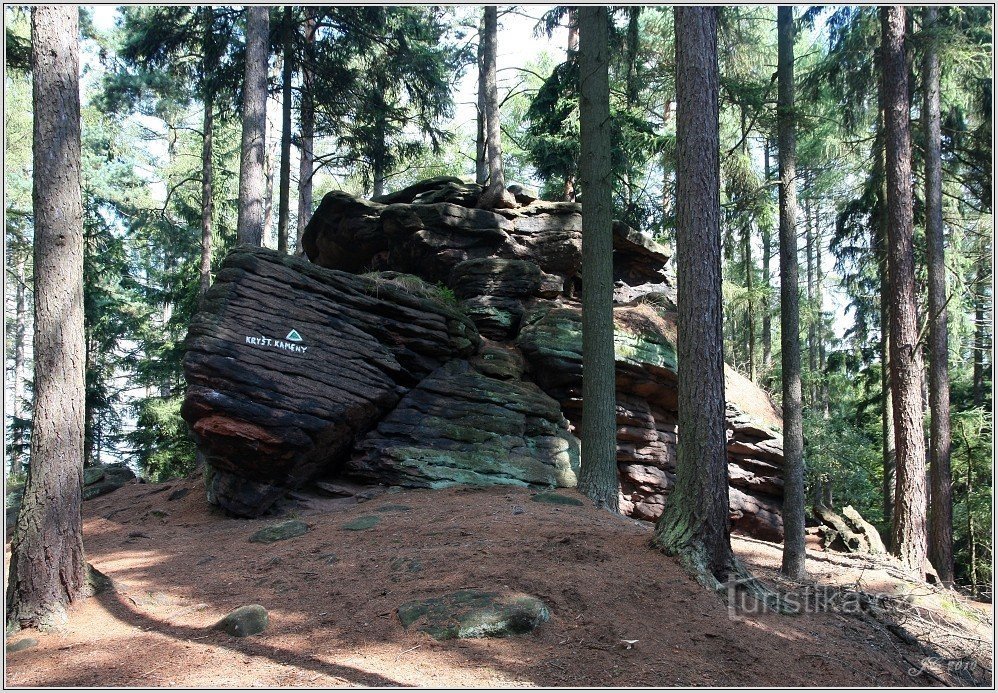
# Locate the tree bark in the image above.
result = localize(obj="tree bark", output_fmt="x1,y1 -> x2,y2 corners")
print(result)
7,5 -> 87,630
576,6 -> 618,512
777,6 -> 806,581
198,9 -> 215,300
661,97 -> 673,226
371,83 -> 389,198
653,6 -> 733,583
815,203 -> 827,409
873,74 -> 895,542
277,5 -> 293,254
199,98 -> 214,300
882,6 -> 928,575
804,195 -> 817,407
10,251 -> 29,476
762,139 -> 772,371
562,7 -> 579,201
744,220 -> 755,383
263,125 -> 276,246
475,11 -> 488,187
963,433 -> 977,596
295,9 -> 316,251
236,5 -> 269,246
477,6 -> 515,210
922,6 -> 953,585
970,231 -> 990,409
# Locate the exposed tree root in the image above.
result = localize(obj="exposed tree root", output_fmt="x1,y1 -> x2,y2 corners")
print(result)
651,524 -> 799,615
723,556 -> 802,615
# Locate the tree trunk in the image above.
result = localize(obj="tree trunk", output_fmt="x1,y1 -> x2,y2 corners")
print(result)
7,5 -> 87,630
777,6 -> 806,581
295,9 -> 316,251
972,259 -> 987,407
964,434 -> 977,596
263,127 -> 276,246
922,6 -> 953,585
562,8 -> 579,202
277,5 -> 293,255
881,246 -> 896,540
873,75 -> 895,542
762,139 -> 772,372
236,5 -> 269,246
661,97 -> 673,227
653,6 -> 733,583
882,6 -> 928,575
625,8 -> 641,107
199,98 -> 214,300
744,221 -> 755,383
475,12 -> 488,187
805,196 -> 818,407
576,6 -> 618,512
371,89 -> 388,198
567,8 -> 579,53
815,203 -> 827,410
10,252 -> 29,476
477,6 -> 515,210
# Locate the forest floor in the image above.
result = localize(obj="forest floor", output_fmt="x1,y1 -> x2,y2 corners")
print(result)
5,474 -> 993,688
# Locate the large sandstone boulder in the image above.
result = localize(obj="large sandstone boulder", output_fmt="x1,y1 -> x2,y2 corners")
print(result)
182,248 -> 481,515
516,301 -> 785,540
349,359 -> 578,488
186,178 -> 786,541
183,247 -> 578,516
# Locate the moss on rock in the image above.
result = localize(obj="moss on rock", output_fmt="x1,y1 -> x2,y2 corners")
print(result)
398,589 -> 549,640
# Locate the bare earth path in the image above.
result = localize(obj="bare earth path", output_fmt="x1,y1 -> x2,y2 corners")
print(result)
5,476 -> 992,687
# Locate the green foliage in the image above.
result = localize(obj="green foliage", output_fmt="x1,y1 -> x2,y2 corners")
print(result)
951,408 -> 993,592
803,410 -> 885,527
524,59 -> 579,199
129,395 -> 197,482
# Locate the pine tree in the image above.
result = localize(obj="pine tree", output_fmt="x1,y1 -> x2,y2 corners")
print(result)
653,6 -> 733,584
577,6 -> 618,512
777,6 -> 806,580
881,5 -> 928,575
236,6 -> 269,246
922,6 -> 954,585
477,6 -> 516,209
295,8 -> 316,250
277,6 -> 294,254
7,5 -> 87,630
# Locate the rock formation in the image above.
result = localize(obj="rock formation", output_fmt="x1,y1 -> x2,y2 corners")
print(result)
184,178 -> 786,540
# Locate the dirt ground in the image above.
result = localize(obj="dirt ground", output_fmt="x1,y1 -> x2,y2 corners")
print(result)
5,476 -> 993,688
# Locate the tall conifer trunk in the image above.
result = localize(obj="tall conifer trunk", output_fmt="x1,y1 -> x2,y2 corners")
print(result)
882,5 -> 928,575
477,6 -> 516,210
653,6 -> 734,583
475,11 -> 488,187
295,9 -> 316,251
577,6 -> 618,512
923,6 -> 953,585
761,139 -> 772,372
7,5 -> 87,630
777,5 -> 806,580
199,98 -> 214,299
198,9 -> 215,299
277,6 -> 293,254
237,5 -> 269,246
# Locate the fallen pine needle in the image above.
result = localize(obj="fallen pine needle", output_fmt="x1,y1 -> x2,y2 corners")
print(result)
395,645 -> 420,661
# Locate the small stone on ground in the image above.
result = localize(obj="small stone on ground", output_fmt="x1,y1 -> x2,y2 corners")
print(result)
398,589 -> 550,640
342,516 -> 380,531
214,605 -> 269,637
530,492 -> 583,506
249,520 -> 309,543
6,638 -> 37,654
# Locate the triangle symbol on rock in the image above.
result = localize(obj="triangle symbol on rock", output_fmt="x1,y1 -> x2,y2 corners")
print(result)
285,329 -> 303,342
